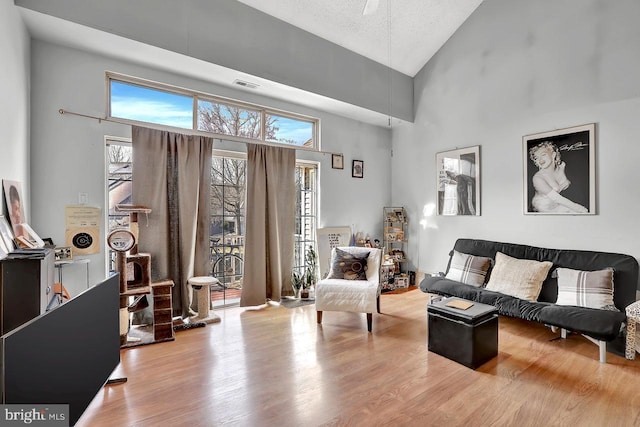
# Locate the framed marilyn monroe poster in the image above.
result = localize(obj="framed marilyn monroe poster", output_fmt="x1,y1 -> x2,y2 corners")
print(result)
523,123 -> 595,215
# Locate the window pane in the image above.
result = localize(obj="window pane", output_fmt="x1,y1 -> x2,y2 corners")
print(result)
107,143 -> 132,272
266,114 -> 314,147
197,100 -> 261,139
110,80 -> 193,129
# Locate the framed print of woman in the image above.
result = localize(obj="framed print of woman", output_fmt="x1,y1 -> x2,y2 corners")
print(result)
2,180 -> 27,236
523,123 -> 596,215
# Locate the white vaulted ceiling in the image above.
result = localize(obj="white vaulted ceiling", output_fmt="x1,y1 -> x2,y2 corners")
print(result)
236,0 -> 484,77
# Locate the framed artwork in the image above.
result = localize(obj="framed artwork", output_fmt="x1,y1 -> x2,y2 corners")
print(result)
332,154 -> 344,169
0,215 -> 15,251
523,123 -> 595,215
2,180 -> 26,238
436,146 -> 480,216
352,160 -> 364,178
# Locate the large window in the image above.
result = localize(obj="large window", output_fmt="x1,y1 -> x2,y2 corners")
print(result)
105,140 -> 318,307
107,73 -> 319,149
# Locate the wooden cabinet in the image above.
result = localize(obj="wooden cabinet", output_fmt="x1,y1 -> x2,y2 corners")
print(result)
382,207 -> 409,291
0,249 -> 54,334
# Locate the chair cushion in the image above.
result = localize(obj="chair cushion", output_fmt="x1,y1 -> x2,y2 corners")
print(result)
485,252 -> 552,301
445,250 -> 492,287
326,248 -> 370,280
555,267 -> 615,309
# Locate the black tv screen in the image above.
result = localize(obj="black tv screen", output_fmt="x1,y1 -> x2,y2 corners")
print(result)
1,274 -> 120,426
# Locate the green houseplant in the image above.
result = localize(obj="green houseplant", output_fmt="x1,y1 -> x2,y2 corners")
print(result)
293,246 -> 318,299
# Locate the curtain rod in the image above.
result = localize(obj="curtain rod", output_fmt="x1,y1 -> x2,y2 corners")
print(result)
58,108 -> 340,156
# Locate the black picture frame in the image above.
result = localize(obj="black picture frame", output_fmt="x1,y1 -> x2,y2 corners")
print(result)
436,146 -> 480,216
352,160 -> 364,178
523,123 -> 596,215
332,153 -> 344,169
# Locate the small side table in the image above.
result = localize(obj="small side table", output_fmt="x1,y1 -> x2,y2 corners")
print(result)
625,301 -> 640,360
428,297 -> 498,369
54,258 -> 90,289
188,276 -> 221,324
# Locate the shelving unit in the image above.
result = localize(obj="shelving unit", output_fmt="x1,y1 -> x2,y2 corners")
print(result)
382,207 -> 409,291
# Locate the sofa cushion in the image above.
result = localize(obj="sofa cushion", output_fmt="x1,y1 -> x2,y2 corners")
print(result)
485,252 -> 553,301
326,248 -> 369,280
445,250 -> 492,287
555,267 -> 615,309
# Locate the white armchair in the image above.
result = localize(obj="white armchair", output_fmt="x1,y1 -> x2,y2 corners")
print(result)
315,246 -> 382,332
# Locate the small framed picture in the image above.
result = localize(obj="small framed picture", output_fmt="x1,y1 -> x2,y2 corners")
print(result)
332,153 -> 344,169
0,216 -> 14,252
352,160 -> 364,178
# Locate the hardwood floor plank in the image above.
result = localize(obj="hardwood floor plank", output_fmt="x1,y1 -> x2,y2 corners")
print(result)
77,290 -> 640,426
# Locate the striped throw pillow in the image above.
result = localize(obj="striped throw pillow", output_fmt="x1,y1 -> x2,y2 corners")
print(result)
445,250 -> 492,287
555,267 -> 615,309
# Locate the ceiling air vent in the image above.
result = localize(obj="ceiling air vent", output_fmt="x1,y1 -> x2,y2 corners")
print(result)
233,79 -> 259,89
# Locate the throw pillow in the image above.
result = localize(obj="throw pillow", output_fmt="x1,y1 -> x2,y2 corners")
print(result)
326,248 -> 370,280
445,250 -> 492,287
555,267 -> 615,309
485,252 -> 553,301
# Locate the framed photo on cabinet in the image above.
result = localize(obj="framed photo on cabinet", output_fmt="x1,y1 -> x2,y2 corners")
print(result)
523,123 -> 595,215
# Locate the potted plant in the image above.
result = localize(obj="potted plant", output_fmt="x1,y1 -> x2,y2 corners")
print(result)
302,247 -> 318,299
292,270 -> 303,299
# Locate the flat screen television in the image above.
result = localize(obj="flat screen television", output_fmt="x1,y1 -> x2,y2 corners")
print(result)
1,274 -> 120,426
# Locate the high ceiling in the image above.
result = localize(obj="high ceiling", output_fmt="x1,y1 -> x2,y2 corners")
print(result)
236,0 -> 484,77
16,0 -> 484,126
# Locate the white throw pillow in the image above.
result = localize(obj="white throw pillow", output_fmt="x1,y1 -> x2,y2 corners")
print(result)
555,267 -> 615,309
485,252 -> 553,301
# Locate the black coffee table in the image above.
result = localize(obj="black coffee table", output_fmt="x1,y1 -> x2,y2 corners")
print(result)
427,297 -> 498,369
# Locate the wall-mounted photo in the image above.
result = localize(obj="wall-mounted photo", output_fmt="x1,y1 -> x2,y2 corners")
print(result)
352,160 -> 364,178
332,153 -> 344,169
436,146 -> 480,216
523,123 -> 595,215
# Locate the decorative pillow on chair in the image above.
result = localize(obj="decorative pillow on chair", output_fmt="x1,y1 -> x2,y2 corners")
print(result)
445,250 -> 492,287
485,252 -> 553,301
326,248 -> 370,280
555,267 -> 615,309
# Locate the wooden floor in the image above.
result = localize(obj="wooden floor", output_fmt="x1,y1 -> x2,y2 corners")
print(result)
78,289 -> 640,427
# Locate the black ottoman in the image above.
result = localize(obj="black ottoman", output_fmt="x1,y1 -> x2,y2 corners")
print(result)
427,297 -> 498,369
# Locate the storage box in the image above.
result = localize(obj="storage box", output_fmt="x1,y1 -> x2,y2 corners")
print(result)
427,297 -> 498,369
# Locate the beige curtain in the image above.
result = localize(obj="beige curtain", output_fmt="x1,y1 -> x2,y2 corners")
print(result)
241,144 -> 295,306
132,126 -> 213,318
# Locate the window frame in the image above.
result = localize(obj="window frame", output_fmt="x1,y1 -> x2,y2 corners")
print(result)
106,72 -> 320,150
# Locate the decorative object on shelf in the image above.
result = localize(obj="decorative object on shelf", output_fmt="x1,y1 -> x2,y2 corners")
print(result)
332,153 -> 344,169
436,146 -> 480,216
352,159 -> 364,178
382,207 -> 409,291
523,123 -> 595,215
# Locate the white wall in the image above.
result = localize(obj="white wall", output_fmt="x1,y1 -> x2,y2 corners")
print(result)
0,3 -> 30,215
29,40 -> 391,296
392,0 -> 640,286
16,0 -> 413,122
